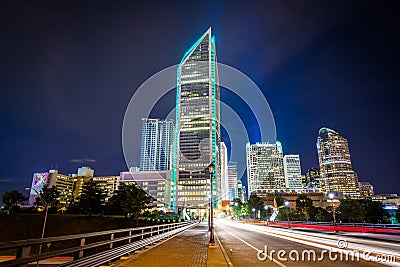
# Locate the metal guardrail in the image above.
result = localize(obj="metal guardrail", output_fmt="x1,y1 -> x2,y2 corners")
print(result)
277,221 -> 400,229
0,221 -> 197,267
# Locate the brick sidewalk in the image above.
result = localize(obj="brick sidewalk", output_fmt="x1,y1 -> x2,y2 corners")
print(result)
117,222 -> 209,267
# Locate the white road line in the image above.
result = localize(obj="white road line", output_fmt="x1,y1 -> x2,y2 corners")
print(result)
219,225 -> 287,267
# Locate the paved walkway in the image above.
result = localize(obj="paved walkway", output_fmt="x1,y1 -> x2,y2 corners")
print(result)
116,222 -> 227,267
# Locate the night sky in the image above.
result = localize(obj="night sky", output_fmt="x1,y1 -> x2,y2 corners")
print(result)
1,1 -> 399,197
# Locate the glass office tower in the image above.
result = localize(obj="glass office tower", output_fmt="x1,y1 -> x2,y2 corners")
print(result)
173,28 -> 220,212
317,127 -> 360,198
246,142 -> 285,197
140,118 -> 174,171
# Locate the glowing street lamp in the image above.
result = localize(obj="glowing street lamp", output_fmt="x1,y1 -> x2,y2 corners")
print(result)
328,193 -> 336,225
26,187 -> 48,267
252,207 -> 256,219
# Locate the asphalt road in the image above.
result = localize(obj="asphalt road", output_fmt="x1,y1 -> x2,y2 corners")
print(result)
215,219 -> 400,267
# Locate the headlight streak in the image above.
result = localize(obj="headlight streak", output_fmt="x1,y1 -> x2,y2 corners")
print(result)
217,219 -> 400,266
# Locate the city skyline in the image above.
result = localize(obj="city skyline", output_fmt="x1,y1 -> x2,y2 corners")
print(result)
1,1 -> 399,197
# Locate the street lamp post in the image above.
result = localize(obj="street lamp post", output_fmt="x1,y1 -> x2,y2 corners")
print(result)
264,206 -> 268,221
26,187 -> 49,267
285,201 -> 290,228
208,163 -> 215,247
252,208 -> 256,220
328,193 -> 336,225
208,194 -> 211,231
234,202 -> 238,219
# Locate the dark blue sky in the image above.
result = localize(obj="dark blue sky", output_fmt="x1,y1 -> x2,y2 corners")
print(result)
1,1 -> 399,196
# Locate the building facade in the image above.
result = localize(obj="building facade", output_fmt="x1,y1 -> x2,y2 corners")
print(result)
317,127 -> 360,198
246,142 -> 285,197
283,154 -> 303,189
77,166 -> 94,177
227,161 -> 238,201
174,28 -> 221,212
359,181 -> 375,198
140,118 -> 174,171
304,167 -> 321,188
120,171 -> 171,210
47,170 -> 75,207
237,180 -> 246,202
28,167 -> 120,208
220,142 -> 229,201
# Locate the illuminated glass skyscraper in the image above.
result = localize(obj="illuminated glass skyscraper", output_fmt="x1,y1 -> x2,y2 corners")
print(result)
283,154 -> 303,189
246,142 -> 285,197
174,28 -> 220,211
140,118 -> 174,171
317,127 -> 360,198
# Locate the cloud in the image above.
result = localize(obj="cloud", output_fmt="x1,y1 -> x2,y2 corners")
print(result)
0,179 -> 14,182
70,158 -> 97,163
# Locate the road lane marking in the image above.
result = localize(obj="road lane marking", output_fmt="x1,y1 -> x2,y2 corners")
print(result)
219,225 -> 287,267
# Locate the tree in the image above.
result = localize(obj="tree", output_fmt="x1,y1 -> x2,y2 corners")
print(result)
231,198 -> 250,219
66,198 -> 80,214
296,194 -> 313,221
309,206 -> 330,222
107,183 -> 152,225
2,190 -> 26,214
78,180 -> 107,216
247,194 -> 264,219
359,199 -> 386,223
35,186 -> 60,212
337,199 -> 366,223
231,198 -> 243,218
274,195 -> 285,207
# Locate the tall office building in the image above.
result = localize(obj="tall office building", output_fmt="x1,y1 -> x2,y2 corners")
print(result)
220,142 -> 229,201
140,118 -> 174,171
304,167 -> 321,188
227,161 -> 238,201
246,142 -> 285,197
237,180 -> 246,202
174,28 -> 220,211
283,155 -> 303,189
317,127 -> 360,198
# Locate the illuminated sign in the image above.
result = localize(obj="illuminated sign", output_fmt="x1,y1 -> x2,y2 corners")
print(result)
34,173 -> 47,187
383,205 -> 399,210
30,172 -> 48,195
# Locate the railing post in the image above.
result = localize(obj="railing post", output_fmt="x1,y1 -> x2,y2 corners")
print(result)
128,230 -> 132,243
109,233 -> 114,249
16,245 -> 31,267
141,229 -> 144,239
150,227 -> 153,237
74,237 -> 85,260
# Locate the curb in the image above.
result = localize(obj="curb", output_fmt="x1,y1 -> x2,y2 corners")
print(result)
215,232 -> 233,267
